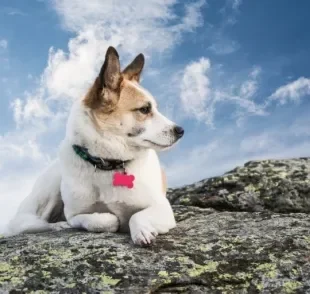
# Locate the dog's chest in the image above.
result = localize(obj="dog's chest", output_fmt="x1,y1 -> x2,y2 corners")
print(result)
93,168 -> 159,232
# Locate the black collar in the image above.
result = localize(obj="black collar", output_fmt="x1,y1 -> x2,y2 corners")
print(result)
72,144 -> 131,171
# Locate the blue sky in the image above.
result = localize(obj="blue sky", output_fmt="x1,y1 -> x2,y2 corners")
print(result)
1,0 -> 310,232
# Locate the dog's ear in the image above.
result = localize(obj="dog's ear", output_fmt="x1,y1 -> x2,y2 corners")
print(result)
84,46 -> 122,110
99,46 -> 122,90
122,53 -> 145,82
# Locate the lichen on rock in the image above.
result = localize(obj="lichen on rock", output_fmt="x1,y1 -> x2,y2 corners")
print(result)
1,158 -> 310,293
168,158 -> 310,213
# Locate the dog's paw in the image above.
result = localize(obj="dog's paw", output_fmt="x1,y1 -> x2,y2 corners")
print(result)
86,213 -> 120,233
131,226 -> 158,246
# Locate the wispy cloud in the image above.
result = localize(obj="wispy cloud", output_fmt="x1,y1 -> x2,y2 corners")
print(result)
11,96 -> 52,127
180,58 -> 266,127
0,7 -> 27,17
208,38 -> 240,55
220,0 -> 243,26
0,39 -> 8,50
269,77 -> 310,105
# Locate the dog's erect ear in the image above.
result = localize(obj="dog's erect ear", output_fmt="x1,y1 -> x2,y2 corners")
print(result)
99,46 -> 122,90
122,53 -> 145,82
84,46 -> 122,110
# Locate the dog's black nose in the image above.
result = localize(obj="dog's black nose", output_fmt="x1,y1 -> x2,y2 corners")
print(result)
174,125 -> 184,138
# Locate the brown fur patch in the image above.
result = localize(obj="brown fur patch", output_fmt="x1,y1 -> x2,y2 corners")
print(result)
83,77 -> 122,112
83,78 -> 156,135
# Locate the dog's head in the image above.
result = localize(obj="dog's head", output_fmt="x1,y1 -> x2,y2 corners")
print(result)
83,46 -> 184,151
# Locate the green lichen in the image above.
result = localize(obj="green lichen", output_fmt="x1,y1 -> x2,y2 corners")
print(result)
188,261 -> 219,277
255,247 -> 264,254
303,235 -> 310,243
255,263 -> 278,279
180,197 -> 191,204
0,262 -> 26,286
200,245 -> 212,252
256,283 -> 264,291
283,281 -> 302,293
158,271 -> 169,277
100,275 -> 121,286
0,262 -> 11,272
244,184 -> 257,192
176,256 -> 189,263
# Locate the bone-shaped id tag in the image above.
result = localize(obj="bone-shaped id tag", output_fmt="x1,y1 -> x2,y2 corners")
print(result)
113,172 -> 135,189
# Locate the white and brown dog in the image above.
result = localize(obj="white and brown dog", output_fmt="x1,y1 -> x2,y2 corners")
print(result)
6,47 -> 184,246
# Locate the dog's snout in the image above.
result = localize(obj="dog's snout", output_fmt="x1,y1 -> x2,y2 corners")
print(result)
173,125 -> 184,138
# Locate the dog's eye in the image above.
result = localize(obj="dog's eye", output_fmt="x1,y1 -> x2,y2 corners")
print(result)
138,106 -> 151,115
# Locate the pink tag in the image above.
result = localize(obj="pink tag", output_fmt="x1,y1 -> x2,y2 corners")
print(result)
113,172 -> 135,189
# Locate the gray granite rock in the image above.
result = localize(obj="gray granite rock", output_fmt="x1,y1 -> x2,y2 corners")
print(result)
168,158 -> 310,213
1,158 -> 310,293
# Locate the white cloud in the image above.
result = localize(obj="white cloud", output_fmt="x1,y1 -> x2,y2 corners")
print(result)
219,0 -> 243,26
0,39 -> 8,50
269,77 -> 310,105
180,60 -> 266,127
6,0 -> 206,124
37,0 -> 206,102
11,96 -> 52,126
231,0 -> 242,11
208,38 -> 239,55
180,57 -> 215,126
7,10 -> 27,16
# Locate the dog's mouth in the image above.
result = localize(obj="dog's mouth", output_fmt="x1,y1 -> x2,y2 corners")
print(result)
144,140 -> 173,148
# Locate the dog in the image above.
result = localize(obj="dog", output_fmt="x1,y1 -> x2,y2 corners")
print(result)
5,46 -> 184,246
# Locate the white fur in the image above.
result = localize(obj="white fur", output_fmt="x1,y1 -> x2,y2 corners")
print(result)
5,90 -> 178,245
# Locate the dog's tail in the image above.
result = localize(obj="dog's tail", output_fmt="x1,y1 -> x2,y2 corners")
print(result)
5,214 -> 53,236
5,214 -> 70,237
4,160 -> 70,237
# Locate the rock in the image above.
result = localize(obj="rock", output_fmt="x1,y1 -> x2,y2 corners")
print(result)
168,158 -> 310,213
1,158 -> 310,293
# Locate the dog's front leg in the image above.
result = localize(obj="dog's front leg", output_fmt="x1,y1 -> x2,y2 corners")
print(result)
67,213 -> 119,233
62,183 -> 119,233
129,198 -> 176,246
